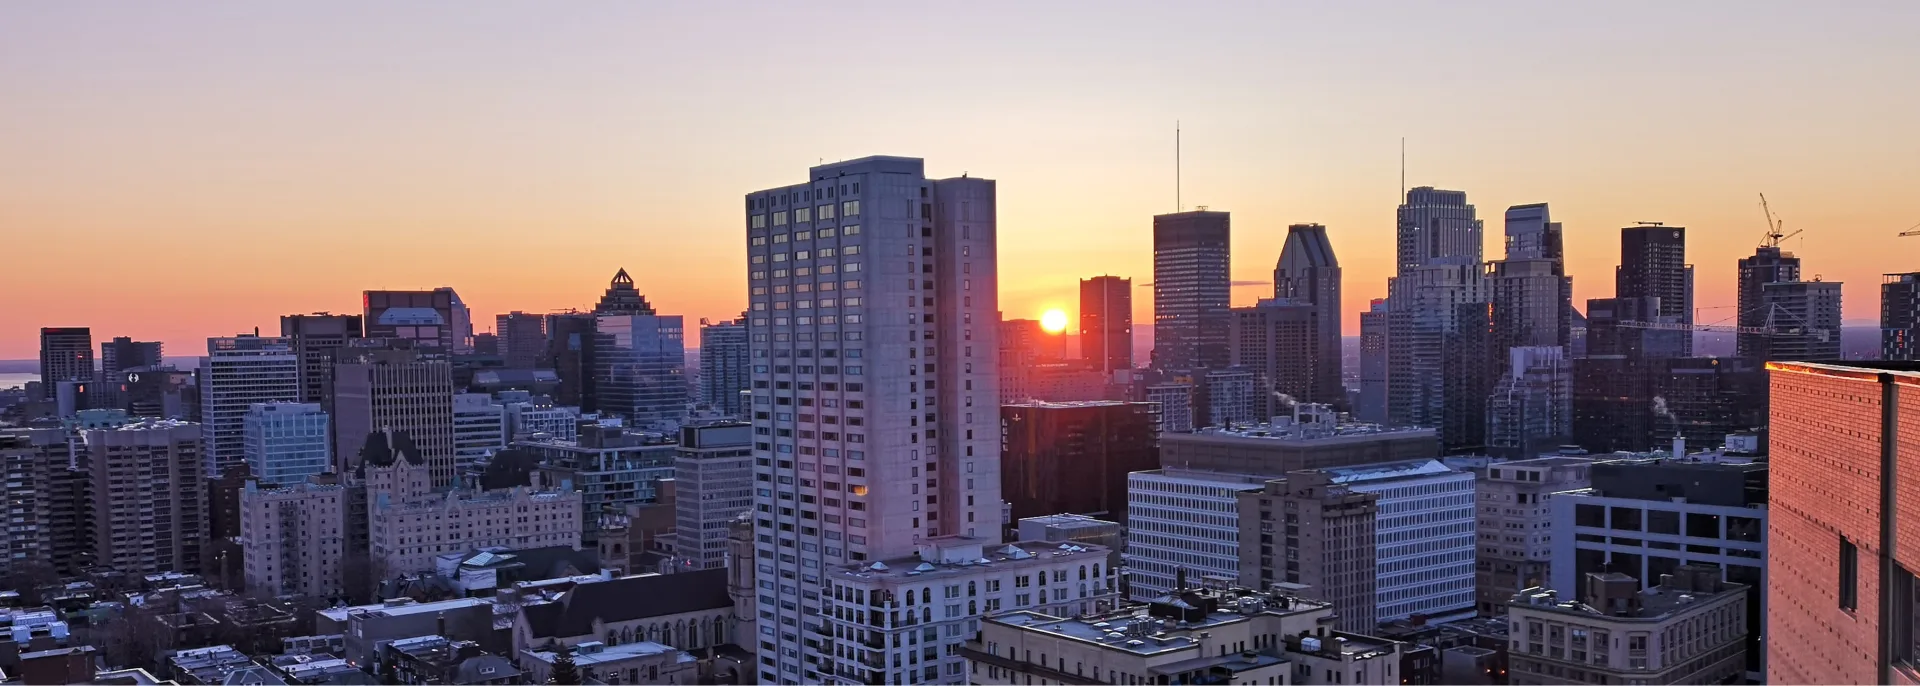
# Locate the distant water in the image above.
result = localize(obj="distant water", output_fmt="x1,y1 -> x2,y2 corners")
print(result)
0,373 -> 39,390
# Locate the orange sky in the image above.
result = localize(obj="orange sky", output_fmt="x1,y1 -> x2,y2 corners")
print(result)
3,2 -> 1916,360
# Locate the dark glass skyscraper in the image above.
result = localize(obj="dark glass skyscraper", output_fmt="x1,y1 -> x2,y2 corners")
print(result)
1886,272 -> 1920,361
1078,275 -> 1132,374
1273,223 -> 1342,407
38,327 -> 93,399
1616,224 -> 1692,355
280,313 -> 363,408
1152,210 -> 1231,371
1736,245 -> 1801,359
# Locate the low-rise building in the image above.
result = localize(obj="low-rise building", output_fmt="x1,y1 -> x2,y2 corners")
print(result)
966,586 -> 1407,686
511,568 -> 737,658
819,537 -> 1119,685
1506,565 -> 1747,685
318,597 -> 496,667
362,430 -> 582,576
1125,469 -> 1267,600
519,640 -> 699,686
377,635 -> 518,685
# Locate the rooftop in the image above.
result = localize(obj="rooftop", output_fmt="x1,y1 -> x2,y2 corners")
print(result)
1319,459 -> 1463,485
1017,513 -> 1122,532
984,588 -> 1336,657
523,640 -> 696,667
1767,360 -> 1920,379
1003,400 -> 1148,410
317,597 -> 490,624
829,538 -> 1109,585
1512,566 -> 1747,621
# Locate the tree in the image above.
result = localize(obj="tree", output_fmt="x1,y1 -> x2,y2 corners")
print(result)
547,643 -> 581,685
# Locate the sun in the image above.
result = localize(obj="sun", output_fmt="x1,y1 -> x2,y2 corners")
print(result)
1041,309 -> 1069,334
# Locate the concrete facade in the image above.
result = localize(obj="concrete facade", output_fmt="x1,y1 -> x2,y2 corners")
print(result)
1475,456 -> 1592,615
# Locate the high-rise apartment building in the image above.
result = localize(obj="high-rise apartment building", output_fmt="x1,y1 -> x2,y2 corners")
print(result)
1152,210 -> 1232,371
199,336 -> 301,475
240,479 -> 349,598
99,337 -> 163,381
0,431 -> 92,577
1763,361 -> 1920,685
280,313 -> 364,408
495,311 -> 546,369
520,424 -> 676,546
698,316 -> 750,417
450,393 -> 505,474
1736,245 -> 1801,359
1474,456 -> 1592,614
743,157 -> 1005,683
1616,224 -> 1693,356
243,401 -> 331,486
1079,275 -> 1133,375
1202,368 -> 1257,428
1760,279 -> 1843,360
595,312 -> 688,427
1273,223 -> 1343,406
1236,473 -> 1379,632
1144,381 -> 1195,433
673,422 -> 754,570
1486,346 -> 1573,457
331,342 -> 456,486
364,288 -> 470,352
84,419 -> 205,575
1230,299 -> 1319,419
38,327 -> 93,400
1358,299 -> 1389,424
999,401 -> 1158,523
1886,272 -> 1920,361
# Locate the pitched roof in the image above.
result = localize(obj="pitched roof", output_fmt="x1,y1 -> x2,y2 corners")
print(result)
520,569 -> 731,639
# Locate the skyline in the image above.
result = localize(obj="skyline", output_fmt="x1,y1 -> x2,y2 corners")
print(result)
6,2 -> 1919,359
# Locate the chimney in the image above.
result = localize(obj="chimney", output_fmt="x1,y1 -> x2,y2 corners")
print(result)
437,612 -> 447,638
1672,436 -> 1686,458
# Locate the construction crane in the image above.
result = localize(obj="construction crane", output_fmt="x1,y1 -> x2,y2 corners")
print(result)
1900,221 -> 1920,238
1616,301 -> 1830,342
1757,193 -> 1802,248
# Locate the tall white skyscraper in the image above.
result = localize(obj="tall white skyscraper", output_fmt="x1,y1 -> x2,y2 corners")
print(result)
199,335 -> 301,475
745,157 -> 1005,683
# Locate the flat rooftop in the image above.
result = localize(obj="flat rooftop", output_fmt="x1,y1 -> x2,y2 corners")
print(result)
524,640 -> 696,667
985,590 -> 1336,657
829,539 -> 1108,585
1320,459 -> 1463,485
1180,423 -> 1436,445
318,597 -> 489,623
1004,400 -> 1145,410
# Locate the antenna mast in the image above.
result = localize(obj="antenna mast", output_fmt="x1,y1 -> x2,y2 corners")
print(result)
1176,121 -> 1182,212
1399,137 -> 1405,198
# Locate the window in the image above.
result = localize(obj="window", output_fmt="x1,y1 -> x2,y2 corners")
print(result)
1840,537 -> 1859,611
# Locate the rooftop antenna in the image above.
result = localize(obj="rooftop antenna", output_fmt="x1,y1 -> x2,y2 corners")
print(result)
1176,121 -> 1182,212
1399,137 -> 1405,198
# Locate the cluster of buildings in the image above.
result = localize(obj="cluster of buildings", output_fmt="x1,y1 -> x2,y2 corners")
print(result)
4,152 -> 1918,686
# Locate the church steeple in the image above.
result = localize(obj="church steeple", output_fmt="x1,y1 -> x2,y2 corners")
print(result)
594,268 -> 655,315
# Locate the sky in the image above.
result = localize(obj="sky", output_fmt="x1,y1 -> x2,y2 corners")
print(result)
3,1 -> 1917,360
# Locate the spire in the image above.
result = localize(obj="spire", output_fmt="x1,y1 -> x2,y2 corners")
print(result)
611,268 -> 633,286
594,268 -> 655,315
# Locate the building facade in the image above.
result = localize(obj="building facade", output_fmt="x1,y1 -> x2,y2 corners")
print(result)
1486,346 -> 1573,458
1125,468 -> 1267,600
1236,473 -> 1379,632
451,393 -> 506,474
37,327 -> 93,399
85,420 -> 206,575
1079,275 -> 1133,375
1143,382 -> 1195,434
1230,299 -> 1322,418
279,314 -> 363,408
1736,245 -> 1801,360
594,313 -> 688,428
199,336 -> 301,475
242,401 -> 331,486
331,342 -> 457,486
1760,279 -> 1843,361
364,288 -> 470,352
1272,223 -> 1343,410
496,311 -> 546,369
1475,456 -> 1592,615
999,401 -> 1159,523
362,431 -> 581,576
743,157 -> 1005,683
1388,260 -> 1490,453
674,422 -> 754,570
520,425 -> 676,546
1152,210 -> 1232,372
820,539 -> 1117,684
1886,272 -> 1920,361
697,316 -> 750,418
1357,299 -> 1389,424
1508,566 -> 1747,685
1615,225 -> 1693,356
239,479 -> 348,598
1763,361 -> 1920,685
